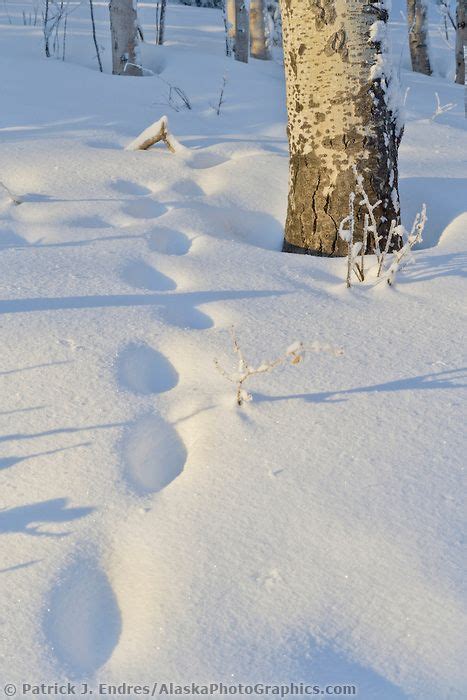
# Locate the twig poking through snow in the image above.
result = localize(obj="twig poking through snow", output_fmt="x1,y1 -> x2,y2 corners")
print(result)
382,205 -> 427,285
431,92 -> 456,120
125,116 -> 184,153
338,169 -> 426,287
215,75 -> 227,116
214,327 -> 343,406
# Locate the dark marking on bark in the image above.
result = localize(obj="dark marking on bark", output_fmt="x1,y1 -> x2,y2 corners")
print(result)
325,29 -> 348,60
310,0 -> 337,30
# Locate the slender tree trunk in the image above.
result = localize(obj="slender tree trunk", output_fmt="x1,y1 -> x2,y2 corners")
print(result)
455,0 -> 467,85
109,0 -> 142,76
157,0 -> 167,45
280,0 -> 402,256
44,0 -> 51,57
407,0 -> 432,75
226,0 -> 236,55
234,0 -> 249,63
89,0 -> 103,72
250,0 -> 271,59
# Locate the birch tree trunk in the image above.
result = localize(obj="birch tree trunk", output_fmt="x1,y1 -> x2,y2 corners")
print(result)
234,0 -> 249,63
406,0 -> 432,75
157,0 -> 167,45
226,0 -> 237,55
250,0 -> 272,59
455,0 -> 467,85
280,0 -> 402,256
109,0 -> 142,76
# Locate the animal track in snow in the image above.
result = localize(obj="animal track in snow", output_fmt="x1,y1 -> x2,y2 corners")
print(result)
120,258 -> 176,292
146,227 -> 192,256
158,302 -> 214,330
123,413 -> 187,495
170,179 -> 205,197
116,343 -> 178,395
122,199 -> 166,220
44,557 -> 122,678
110,179 -> 151,197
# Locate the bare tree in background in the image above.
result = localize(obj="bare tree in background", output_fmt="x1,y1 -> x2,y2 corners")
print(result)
109,0 -> 142,75
156,0 -> 167,45
407,0 -> 432,75
234,0 -> 249,62
89,0 -> 103,72
226,0 -> 236,55
279,0 -> 402,256
44,0 -> 51,56
250,0 -> 271,59
455,0 -> 467,84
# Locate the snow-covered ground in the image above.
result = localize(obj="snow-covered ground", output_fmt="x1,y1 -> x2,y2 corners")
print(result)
0,2 -> 466,699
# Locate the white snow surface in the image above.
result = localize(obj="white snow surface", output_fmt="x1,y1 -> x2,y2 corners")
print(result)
0,2 -> 466,699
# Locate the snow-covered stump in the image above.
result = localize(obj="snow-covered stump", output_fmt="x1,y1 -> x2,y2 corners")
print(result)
250,0 -> 272,60
125,116 -> 184,153
455,1 -> 467,86
407,0 -> 432,76
109,0 -> 142,76
279,0 -> 403,256
234,0 -> 249,63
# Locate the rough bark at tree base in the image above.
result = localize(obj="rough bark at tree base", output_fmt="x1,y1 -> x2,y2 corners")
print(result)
283,152 -> 402,257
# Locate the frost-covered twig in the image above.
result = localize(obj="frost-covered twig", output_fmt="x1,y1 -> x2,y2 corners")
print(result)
339,192 -> 363,287
352,165 -> 382,261
382,205 -> 427,285
376,219 -> 397,277
338,169 -> 426,287
214,327 -> 343,406
215,75 -> 227,116
431,92 -> 456,120
0,180 -> 22,205
125,116 -> 184,153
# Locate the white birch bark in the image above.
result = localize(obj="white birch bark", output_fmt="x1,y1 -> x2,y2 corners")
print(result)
109,0 -> 142,76
455,1 -> 467,85
250,0 -> 272,60
279,0 -> 402,256
406,0 -> 432,75
234,0 -> 249,63
226,0 -> 237,55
